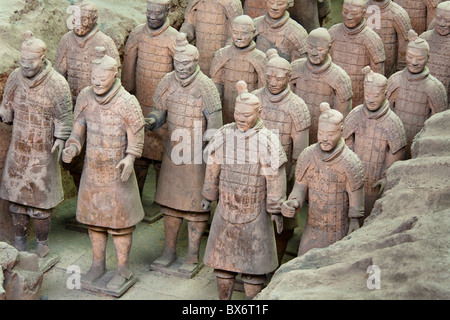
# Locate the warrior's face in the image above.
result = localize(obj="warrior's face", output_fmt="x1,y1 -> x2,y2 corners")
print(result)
91,67 -> 117,96
20,50 -> 45,79
174,53 -> 198,80
364,84 -> 386,112
318,121 -> 342,152
266,66 -> 290,95
146,3 -> 169,30
73,10 -> 96,37
342,2 -> 365,29
435,8 -> 450,36
234,102 -> 260,133
232,22 -> 255,49
307,36 -> 330,65
406,47 -> 428,74
266,0 -> 289,20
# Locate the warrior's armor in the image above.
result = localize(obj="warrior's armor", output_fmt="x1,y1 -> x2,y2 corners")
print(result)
254,11 -> 308,62
210,42 -> 267,124
180,0 -> 243,76
0,61 -> 73,210
203,120 -> 287,275
387,67 -> 447,158
66,80 -> 145,229
393,0 -> 441,34
343,101 -> 406,216
243,0 -> 267,18
329,19 -> 386,106
366,0 -> 412,77
55,25 -> 120,102
290,55 -> 353,144
291,139 -> 365,255
122,20 -> 179,162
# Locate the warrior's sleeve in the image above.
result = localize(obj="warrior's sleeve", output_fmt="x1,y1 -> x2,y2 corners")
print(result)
425,0 -> 440,27
288,144 -> 314,206
54,32 -> 71,78
201,76 -> 223,137
0,69 -> 20,123
427,76 -> 448,114
209,47 -> 230,85
385,111 -> 407,155
121,25 -> 142,93
329,64 -> 353,117
202,127 -> 227,201
289,97 -> 311,160
392,3 -> 412,71
120,94 -> 145,158
149,72 -> 172,130
363,28 -> 386,74
65,88 -> 89,156
343,148 -> 365,219
342,106 -> 361,150
287,21 -> 308,61
51,72 -> 73,140
386,71 -> 403,109
180,0 -> 199,42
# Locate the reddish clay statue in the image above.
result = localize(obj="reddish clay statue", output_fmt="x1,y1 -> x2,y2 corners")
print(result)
387,29 -> 448,159
210,15 -> 267,125
202,80 -> 287,300
62,47 -> 145,292
290,27 -> 353,145
180,0 -> 243,76
243,0 -> 268,18
0,32 -> 73,258
146,33 -> 223,275
55,0 -> 120,190
329,0 -> 386,106
420,1 -> 450,107
394,0 -> 441,35
282,103 -> 365,256
365,0 -> 412,77
253,49 -> 310,264
122,0 -> 179,196
254,0 -> 308,62
344,66 -> 406,219
289,0 -> 332,32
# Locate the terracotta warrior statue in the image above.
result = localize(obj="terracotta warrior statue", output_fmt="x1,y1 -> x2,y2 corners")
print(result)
343,66 -> 407,219
55,0 -> 120,189
179,0 -> 243,76
122,0 -> 179,196
393,0 -> 441,35
145,33 -> 223,275
0,32 -> 73,258
290,27 -> 353,145
202,80 -> 287,300
210,15 -> 267,125
420,1 -> 450,107
281,103 -> 365,256
62,47 -> 145,291
387,30 -> 447,159
329,0 -> 386,106
253,49 -> 310,264
289,0 -> 332,33
365,0 -> 412,77
254,0 -> 308,62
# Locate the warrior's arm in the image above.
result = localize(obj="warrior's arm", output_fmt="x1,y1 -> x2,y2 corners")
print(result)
121,31 -> 139,93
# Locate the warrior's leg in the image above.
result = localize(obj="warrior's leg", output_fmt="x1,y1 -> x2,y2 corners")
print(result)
107,230 -> 133,290
153,213 -> 183,267
242,274 -> 266,300
11,212 -> 30,252
214,269 -> 237,300
134,157 -> 151,198
83,227 -> 108,284
33,216 -> 51,258
185,220 -> 207,265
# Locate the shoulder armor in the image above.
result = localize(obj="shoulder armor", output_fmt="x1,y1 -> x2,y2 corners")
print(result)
384,109 -> 407,154
290,58 -> 307,82
425,74 -> 448,114
73,86 -> 92,121
197,73 -> 222,115
221,0 -> 244,19
294,144 -> 316,182
360,27 -> 386,63
342,146 -> 365,192
259,126 -> 288,170
326,62 -> 354,103
210,46 -> 233,83
118,89 -> 145,134
288,93 -> 311,132
286,19 -> 308,52
153,72 -> 173,111
386,70 -> 404,98
390,2 -> 412,38
342,105 -> 363,140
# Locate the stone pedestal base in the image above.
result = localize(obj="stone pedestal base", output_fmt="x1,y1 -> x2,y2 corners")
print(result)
150,257 -> 203,279
81,271 -> 137,297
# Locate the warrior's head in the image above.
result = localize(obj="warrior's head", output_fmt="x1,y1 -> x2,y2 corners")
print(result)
342,0 -> 367,29
146,0 -> 171,30
73,0 -> 98,37
265,0 -> 294,20
91,46 -> 118,96
232,15 -> 256,49
174,33 -> 199,80
406,30 -> 429,74
20,31 -> 46,79
435,1 -> 450,37
317,102 -> 344,152
265,48 -> 291,95
234,80 -> 261,132
307,27 -> 331,66
362,66 -> 387,112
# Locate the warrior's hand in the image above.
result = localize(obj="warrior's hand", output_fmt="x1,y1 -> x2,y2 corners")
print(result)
201,199 -> 211,211
347,218 -> 360,235
281,199 -> 299,218
373,178 -> 387,196
51,139 -> 66,162
62,145 -> 77,164
116,154 -> 136,182
144,117 -> 156,131
271,214 -> 284,234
